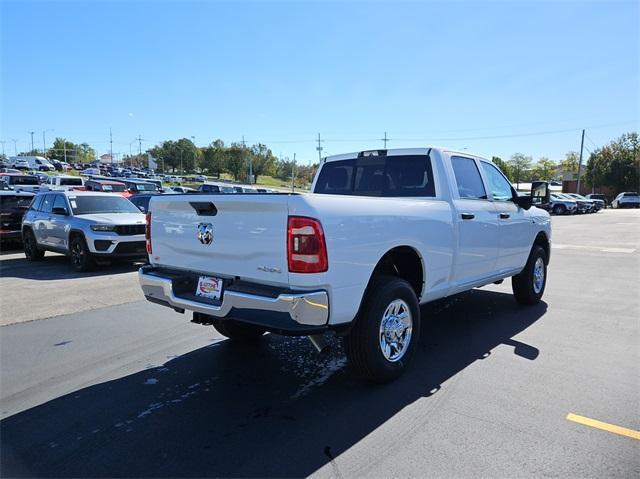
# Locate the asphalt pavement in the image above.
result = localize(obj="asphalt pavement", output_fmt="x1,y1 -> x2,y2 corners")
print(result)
0,209 -> 638,477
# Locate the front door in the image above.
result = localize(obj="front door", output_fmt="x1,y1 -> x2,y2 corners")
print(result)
479,161 -> 532,272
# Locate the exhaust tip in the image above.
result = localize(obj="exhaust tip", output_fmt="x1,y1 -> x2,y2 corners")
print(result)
308,334 -> 331,355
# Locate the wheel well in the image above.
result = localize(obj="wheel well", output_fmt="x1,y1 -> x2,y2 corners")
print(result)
371,246 -> 424,298
68,230 -> 84,243
534,232 -> 550,264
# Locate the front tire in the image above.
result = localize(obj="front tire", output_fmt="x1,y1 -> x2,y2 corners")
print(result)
512,246 -> 547,305
552,204 -> 566,215
345,276 -> 421,383
23,229 -> 44,261
211,319 -> 265,342
69,235 -> 94,272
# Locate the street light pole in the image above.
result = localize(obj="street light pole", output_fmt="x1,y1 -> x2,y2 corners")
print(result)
29,131 -> 35,152
42,129 -> 53,156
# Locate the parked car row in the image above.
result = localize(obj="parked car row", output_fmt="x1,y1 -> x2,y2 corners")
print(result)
548,193 -> 604,215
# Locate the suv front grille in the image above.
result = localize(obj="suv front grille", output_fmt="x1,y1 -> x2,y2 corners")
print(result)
115,224 -> 145,235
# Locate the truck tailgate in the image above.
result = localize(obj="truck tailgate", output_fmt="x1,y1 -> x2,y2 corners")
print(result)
148,194 -> 290,286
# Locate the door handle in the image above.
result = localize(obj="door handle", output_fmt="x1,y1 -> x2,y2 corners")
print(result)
499,213 -> 510,219
461,213 -> 475,220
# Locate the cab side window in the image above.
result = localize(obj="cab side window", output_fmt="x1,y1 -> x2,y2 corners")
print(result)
451,156 -> 487,199
480,162 -> 513,201
52,195 -> 68,214
40,194 -> 54,213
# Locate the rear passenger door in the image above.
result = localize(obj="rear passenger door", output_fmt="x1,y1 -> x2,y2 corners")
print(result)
450,156 -> 500,286
34,194 -> 54,246
479,161 -> 531,273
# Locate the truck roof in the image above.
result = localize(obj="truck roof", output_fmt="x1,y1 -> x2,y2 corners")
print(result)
323,147 -> 488,163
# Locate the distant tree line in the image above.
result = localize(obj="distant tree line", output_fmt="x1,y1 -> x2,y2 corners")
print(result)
490,131 -> 638,193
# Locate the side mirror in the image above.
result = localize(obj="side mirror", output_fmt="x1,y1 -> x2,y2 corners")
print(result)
514,194 -> 533,210
52,207 -> 68,216
531,181 -> 550,208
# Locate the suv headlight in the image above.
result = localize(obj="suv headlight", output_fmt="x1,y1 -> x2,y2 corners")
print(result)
90,224 -> 116,232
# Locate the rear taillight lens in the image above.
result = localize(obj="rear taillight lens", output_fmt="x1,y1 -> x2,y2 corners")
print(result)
145,212 -> 152,254
287,216 -> 328,273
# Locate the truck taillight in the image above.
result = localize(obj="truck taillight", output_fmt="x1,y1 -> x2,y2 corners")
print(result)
287,216 -> 328,273
145,212 -> 152,254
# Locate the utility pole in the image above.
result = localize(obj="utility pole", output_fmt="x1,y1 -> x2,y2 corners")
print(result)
0,140 -> 5,157
109,128 -> 114,165
29,131 -> 35,152
576,129 -> 585,194
11,139 -> 18,156
291,153 -> 296,192
63,140 -> 67,163
380,131 -> 389,149
316,133 -> 324,163
242,135 -> 253,184
42,129 -> 53,156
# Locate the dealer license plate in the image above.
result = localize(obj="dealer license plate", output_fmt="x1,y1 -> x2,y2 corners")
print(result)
195,275 -> 223,300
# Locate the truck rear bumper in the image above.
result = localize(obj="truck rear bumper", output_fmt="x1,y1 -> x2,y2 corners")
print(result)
138,266 -> 329,332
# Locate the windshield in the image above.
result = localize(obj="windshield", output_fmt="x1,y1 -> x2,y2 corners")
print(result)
102,184 -> 125,192
68,195 -> 141,215
132,183 -> 156,191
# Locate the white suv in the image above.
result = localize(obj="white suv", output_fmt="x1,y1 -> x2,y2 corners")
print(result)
612,192 -> 640,209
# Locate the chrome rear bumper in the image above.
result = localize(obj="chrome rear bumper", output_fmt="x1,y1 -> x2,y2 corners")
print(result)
138,267 -> 329,327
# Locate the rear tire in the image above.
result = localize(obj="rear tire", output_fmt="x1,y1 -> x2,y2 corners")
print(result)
344,276 -> 420,383
512,245 -> 547,305
23,229 -> 44,261
69,235 -> 94,272
212,319 -> 265,342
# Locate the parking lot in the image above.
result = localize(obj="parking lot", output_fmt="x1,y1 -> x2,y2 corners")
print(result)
0,209 -> 638,477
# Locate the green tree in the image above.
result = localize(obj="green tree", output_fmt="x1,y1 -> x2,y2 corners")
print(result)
531,157 -> 557,181
76,143 -> 96,164
507,153 -> 533,186
47,138 -> 76,162
249,143 -> 277,183
491,156 -> 513,181
560,151 -> 580,174
200,139 -> 227,177
586,132 -> 639,193
226,143 -> 248,180
149,138 -> 199,173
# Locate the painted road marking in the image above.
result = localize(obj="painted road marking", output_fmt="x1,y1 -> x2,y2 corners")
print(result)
566,413 -> 640,440
553,244 -> 636,254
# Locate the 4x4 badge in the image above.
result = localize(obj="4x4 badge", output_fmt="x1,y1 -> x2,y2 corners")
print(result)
197,223 -> 213,245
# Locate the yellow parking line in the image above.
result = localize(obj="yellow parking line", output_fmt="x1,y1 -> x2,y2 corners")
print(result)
566,413 -> 640,440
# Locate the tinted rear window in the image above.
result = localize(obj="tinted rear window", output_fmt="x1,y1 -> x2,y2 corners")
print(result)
59,177 -> 83,186
623,192 -> 639,197
0,195 -> 34,211
8,176 -> 39,185
314,155 -> 435,197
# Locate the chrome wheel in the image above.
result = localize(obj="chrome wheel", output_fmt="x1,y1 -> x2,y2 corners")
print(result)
379,299 -> 413,362
533,257 -> 545,294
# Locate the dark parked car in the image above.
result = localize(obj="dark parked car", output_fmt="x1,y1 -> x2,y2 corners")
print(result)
128,193 -> 162,213
0,190 -> 35,240
120,179 -> 160,195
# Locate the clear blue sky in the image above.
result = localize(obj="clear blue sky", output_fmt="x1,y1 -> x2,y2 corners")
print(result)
1,1 -> 638,164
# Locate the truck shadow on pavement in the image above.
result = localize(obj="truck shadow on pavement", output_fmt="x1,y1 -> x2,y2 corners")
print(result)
0,253 -> 143,280
1,289 -> 546,478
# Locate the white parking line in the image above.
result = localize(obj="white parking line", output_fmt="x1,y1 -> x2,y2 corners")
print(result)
553,244 -> 637,254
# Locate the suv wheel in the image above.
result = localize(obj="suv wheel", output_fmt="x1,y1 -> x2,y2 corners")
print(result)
23,229 -> 44,261
345,276 -> 421,383
512,245 -> 547,305
552,204 -> 566,215
69,235 -> 94,272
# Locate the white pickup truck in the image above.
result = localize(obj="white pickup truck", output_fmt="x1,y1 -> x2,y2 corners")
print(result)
139,148 -> 551,382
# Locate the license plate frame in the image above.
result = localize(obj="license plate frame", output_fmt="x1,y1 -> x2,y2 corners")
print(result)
195,275 -> 224,301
